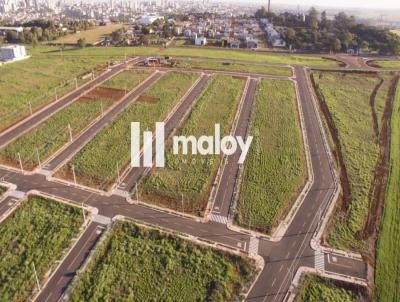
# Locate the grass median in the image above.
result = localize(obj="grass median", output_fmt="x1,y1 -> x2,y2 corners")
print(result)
69,220 -> 256,302
138,74 -> 245,216
57,71 -> 199,190
0,195 -> 83,302
235,79 -> 306,233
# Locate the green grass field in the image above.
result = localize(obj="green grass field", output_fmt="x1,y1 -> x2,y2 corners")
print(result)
375,81 -> 400,302
69,221 -> 256,302
370,60 -> 400,69
0,98 -> 113,170
235,80 -> 306,233
174,59 -> 292,76
56,24 -> 124,44
0,46 -> 119,133
0,195 -> 83,302
0,45 -> 336,133
162,47 -> 339,67
296,275 -> 362,302
139,75 -> 245,215
101,69 -> 151,90
312,71 -> 394,251
58,72 -> 199,190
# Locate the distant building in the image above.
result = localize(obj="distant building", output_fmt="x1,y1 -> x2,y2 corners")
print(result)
0,45 -> 28,63
195,36 -> 207,46
136,15 -> 163,25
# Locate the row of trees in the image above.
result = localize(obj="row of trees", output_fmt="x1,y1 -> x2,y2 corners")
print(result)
256,7 -> 400,55
1,19 -> 95,45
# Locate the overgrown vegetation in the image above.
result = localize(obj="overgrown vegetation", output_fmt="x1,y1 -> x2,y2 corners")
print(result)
235,80 -> 306,233
69,221 -> 256,302
173,59 -> 292,76
0,195 -> 83,302
296,275 -> 362,302
312,71 -> 396,252
58,72 -> 198,190
0,98 -> 113,170
375,81 -> 400,302
139,75 -> 245,215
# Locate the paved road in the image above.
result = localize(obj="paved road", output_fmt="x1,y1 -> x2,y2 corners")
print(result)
41,71 -> 163,172
116,73 -> 211,193
0,65 -> 368,301
0,58 -> 139,149
35,222 -> 104,302
211,78 -> 257,219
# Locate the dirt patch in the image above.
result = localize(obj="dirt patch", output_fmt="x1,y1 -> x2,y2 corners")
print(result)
83,86 -> 125,102
369,77 -> 385,140
137,95 -> 160,104
364,76 -> 399,241
310,73 -> 352,211
232,75 -> 247,80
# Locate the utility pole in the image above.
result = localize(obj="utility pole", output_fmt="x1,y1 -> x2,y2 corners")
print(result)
181,193 -> 184,214
28,102 -> 33,115
100,101 -> 104,116
55,87 -> 58,101
68,123 -> 73,142
17,152 -> 23,172
36,147 -> 41,168
72,164 -> 77,185
32,262 -> 41,291
75,77 -> 78,89
116,162 -> 120,182
135,182 -> 139,202
82,202 -> 86,223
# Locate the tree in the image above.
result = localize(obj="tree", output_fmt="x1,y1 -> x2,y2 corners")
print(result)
77,38 -> 86,48
285,28 -> 296,46
308,7 -> 319,30
332,38 -> 342,52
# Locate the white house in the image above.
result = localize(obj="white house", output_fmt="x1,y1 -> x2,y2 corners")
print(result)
0,45 -> 28,63
195,36 -> 207,46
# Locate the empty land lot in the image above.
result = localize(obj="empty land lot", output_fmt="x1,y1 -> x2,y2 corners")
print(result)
101,69 -> 151,90
296,275 -> 363,302
57,72 -> 199,190
173,59 -> 292,76
0,46 -> 116,133
235,79 -> 306,233
375,80 -> 400,302
0,97 -> 114,170
312,71 -> 397,252
56,24 -> 124,44
139,75 -> 245,216
69,221 -> 256,302
0,195 -> 83,302
162,48 -> 339,68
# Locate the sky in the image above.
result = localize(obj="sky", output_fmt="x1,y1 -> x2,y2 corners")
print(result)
250,0 -> 400,10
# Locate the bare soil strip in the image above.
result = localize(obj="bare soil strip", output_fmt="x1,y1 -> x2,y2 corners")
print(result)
84,87 -> 126,101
